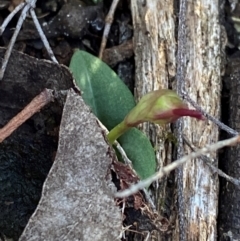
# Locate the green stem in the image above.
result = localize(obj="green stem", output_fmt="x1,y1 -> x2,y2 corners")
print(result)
107,121 -> 130,145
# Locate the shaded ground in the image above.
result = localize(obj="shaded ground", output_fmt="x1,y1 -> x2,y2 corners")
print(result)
0,1 -> 134,240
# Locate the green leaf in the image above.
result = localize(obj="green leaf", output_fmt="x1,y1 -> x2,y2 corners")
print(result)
119,129 -> 156,180
69,50 -> 156,180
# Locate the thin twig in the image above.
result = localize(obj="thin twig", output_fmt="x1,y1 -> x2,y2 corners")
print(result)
115,135 -> 240,198
0,2 -> 25,34
115,142 -> 133,166
183,136 -> 240,187
183,90 -> 239,136
96,120 -> 134,167
114,141 -> 156,210
0,0 -> 58,80
0,3 -> 31,80
98,0 -> 120,59
30,8 -> 58,63
0,89 -> 54,143
115,144 -> 156,210
96,119 -> 156,210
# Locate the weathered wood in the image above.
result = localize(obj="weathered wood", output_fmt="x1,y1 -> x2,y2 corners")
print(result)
182,1 -> 220,240
131,1 -> 221,240
130,2 -> 176,229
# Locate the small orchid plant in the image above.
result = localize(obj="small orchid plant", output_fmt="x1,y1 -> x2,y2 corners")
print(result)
107,89 -> 204,144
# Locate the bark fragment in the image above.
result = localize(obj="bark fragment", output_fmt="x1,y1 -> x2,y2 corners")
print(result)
19,90 -> 122,241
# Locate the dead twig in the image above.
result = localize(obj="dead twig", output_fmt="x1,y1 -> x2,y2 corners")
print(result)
0,2 -> 25,35
115,135 -> 240,198
114,142 -> 156,210
0,89 -> 54,143
96,119 -> 156,210
183,135 -> 240,187
0,0 -> 58,80
183,90 -> 239,136
98,0 -> 120,59
29,7 -> 57,62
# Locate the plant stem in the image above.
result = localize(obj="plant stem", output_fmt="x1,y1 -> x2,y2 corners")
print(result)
107,121 -> 130,144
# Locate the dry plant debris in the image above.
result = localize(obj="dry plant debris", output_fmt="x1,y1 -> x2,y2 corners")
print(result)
115,135 -> 240,198
0,89 -> 54,143
0,0 -> 58,80
112,161 -> 170,236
